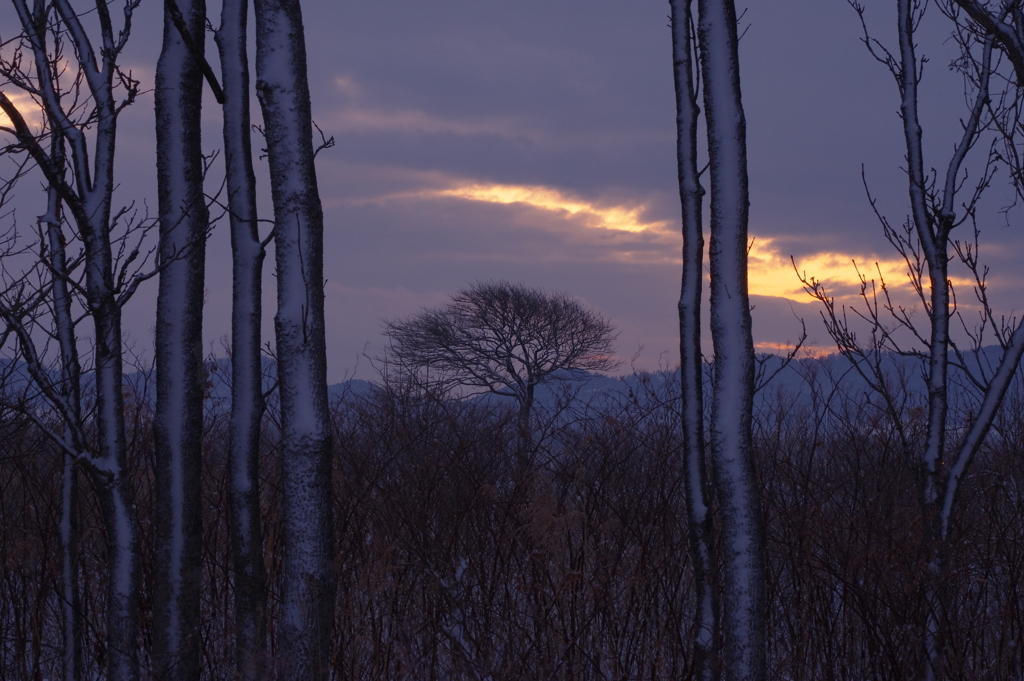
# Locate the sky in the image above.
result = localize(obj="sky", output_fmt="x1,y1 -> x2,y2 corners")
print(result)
5,0 -> 1024,382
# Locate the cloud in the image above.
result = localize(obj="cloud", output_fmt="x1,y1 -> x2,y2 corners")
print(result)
346,174 -> 962,290
760,237 -> 979,306
0,89 -> 45,131
427,182 -> 671,234
327,106 -> 534,139
326,73 -> 540,141
758,238 -> 909,302
330,174 -> 679,265
412,180 -> 953,299
753,340 -> 833,358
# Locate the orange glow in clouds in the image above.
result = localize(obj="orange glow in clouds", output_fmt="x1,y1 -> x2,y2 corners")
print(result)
421,180 -> 951,305
754,238 -> 914,303
0,90 -> 44,130
433,182 -> 670,234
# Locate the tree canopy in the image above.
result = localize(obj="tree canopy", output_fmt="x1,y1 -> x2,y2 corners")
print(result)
384,281 -> 619,404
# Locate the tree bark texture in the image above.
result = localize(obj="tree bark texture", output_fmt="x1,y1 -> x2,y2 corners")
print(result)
51,202 -> 83,681
252,0 -> 336,676
895,4 -> 949,677
215,0 -> 269,674
698,1 -> 766,679
40,128 -> 84,681
153,0 -> 209,676
670,1 -> 718,679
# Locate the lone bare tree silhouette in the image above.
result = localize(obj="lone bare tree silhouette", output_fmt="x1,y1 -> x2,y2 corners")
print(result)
385,281 -> 619,461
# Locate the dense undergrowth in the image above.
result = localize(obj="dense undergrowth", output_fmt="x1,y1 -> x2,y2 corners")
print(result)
2,362 -> 1024,680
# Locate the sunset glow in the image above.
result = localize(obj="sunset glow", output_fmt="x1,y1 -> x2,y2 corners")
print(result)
754,238 -> 913,302
432,183 -> 670,234
0,90 -> 43,131
403,180 -> 975,309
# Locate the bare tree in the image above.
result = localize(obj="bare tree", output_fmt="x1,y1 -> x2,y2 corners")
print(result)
799,2 -> 1024,678
384,280 -> 619,460
152,0 -> 212,675
949,0 -> 1024,84
0,0 -> 146,676
251,0 -> 334,675
669,2 -> 718,679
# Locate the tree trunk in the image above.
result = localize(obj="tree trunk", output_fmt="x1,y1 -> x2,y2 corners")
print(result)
79,82 -> 141,681
698,1 -> 765,679
43,136 -> 83,681
670,1 -> 718,678
252,0 -> 336,675
517,382 -> 535,465
54,249 -> 83,681
153,0 -> 209,675
215,0 -> 269,674
59,456 -> 81,681
85,216 -> 140,681
895,2 -> 948,676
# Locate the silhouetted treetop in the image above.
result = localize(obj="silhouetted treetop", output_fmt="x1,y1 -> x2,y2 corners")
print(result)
384,280 -> 619,403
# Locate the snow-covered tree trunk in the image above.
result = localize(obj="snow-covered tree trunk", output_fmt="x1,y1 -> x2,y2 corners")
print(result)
698,1 -> 765,679
55,11 -> 141,680
1,1 -> 141,678
670,2 -> 717,679
894,4 -> 959,677
153,0 -> 209,676
78,101 -> 141,681
42,134 -> 83,681
895,5 -> 947,676
253,0 -> 336,676
76,139 -> 140,681
215,0 -> 269,674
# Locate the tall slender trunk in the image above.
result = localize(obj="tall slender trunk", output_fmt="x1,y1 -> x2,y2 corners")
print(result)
215,0 -> 269,674
84,145 -> 140,681
670,1 -> 717,678
77,74 -> 140,681
895,2 -> 948,676
43,132 -> 83,681
252,0 -> 335,676
698,1 -> 765,679
59,457 -> 81,681
153,0 -> 209,676
80,183 -> 140,681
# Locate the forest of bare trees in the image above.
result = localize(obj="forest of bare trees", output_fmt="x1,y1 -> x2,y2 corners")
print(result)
2,0 -> 1024,680
1,363 -> 1024,679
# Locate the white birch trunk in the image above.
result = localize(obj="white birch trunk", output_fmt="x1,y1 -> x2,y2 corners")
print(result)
215,0 -> 269,674
153,0 -> 209,676
698,1 -> 765,678
253,0 -> 336,676
670,1 -> 717,678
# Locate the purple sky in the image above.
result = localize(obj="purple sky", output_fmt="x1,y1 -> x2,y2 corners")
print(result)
8,1 -> 1024,381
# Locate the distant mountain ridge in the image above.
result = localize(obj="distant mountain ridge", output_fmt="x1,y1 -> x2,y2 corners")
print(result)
3,347 -> 1021,418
